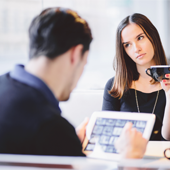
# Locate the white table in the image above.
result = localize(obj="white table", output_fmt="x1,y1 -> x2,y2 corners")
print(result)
0,141 -> 170,170
145,141 -> 170,157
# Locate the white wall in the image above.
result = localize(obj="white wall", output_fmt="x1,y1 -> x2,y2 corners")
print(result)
59,90 -> 104,127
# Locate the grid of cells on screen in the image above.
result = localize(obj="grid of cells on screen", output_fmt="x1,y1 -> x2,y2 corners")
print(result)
85,118 -> 146,153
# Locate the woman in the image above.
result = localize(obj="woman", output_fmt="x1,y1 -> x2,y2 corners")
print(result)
102,13 -> 169,140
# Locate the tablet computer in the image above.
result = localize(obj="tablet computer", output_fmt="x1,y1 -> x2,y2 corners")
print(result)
83,111 -> 155,161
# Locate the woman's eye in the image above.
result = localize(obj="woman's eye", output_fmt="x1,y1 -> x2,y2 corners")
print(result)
138,36 -> 144,40
124,43 -> 130,48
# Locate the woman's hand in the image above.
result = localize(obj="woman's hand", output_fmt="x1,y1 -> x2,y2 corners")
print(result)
160,74 -> 170,96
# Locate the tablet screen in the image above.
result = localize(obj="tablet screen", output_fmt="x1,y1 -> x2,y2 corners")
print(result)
84,117 -> 147,153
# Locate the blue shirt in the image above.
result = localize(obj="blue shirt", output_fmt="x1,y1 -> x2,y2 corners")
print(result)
10,64 -> 61,114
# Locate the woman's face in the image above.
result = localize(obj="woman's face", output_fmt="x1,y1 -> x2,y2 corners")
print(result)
121,23 -> 155,67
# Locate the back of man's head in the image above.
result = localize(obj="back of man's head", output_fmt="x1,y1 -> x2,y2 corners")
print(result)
29,7 -> 92,59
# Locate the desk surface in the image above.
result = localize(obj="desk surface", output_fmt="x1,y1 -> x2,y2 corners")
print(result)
0,141 -> 170,170
145,141 -> 170,157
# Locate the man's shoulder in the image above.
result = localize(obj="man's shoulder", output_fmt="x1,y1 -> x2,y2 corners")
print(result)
0,72 -> 59,116
0,72 -> 45,100
0,72 -> 10,82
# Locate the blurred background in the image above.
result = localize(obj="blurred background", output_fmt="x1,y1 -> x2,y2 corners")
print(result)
0,0 -> 170,90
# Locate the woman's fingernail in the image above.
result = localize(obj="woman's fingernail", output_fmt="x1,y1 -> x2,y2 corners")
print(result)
163,80 -> 166,82
166,74 -> 169,77
165,84 -> 167,86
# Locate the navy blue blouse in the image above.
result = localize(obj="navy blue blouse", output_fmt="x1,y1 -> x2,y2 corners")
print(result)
102,77 -> 166,141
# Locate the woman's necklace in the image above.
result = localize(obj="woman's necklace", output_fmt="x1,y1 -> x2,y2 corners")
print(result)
134,82 -> 160,114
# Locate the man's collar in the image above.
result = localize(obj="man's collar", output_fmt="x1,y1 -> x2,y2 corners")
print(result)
10,64 -> 61,114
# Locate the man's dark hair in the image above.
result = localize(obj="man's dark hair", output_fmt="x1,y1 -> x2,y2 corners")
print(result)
29,7 -> 93,59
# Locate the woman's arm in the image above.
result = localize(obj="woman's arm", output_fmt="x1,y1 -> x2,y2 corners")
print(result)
102,77 -> 120,111
161,74 -> 170,140
162,96 -> 170,140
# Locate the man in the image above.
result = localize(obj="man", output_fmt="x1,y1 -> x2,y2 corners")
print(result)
0,7 -> 147,158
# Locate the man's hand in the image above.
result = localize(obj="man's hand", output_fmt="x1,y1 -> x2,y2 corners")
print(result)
76,117 -> 89,143
115,122 -> 148,159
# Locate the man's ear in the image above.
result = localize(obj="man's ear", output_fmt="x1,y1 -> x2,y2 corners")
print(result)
70,44 -> 83,65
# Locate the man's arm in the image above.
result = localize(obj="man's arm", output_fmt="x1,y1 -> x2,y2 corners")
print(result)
35,115 -> 85,156
115,122 -> 148,159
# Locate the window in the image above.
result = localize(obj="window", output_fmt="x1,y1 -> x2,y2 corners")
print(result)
0,0 -> 169,90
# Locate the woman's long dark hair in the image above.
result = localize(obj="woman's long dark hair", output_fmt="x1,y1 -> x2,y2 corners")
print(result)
109,13 -> 167,99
